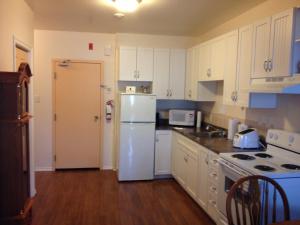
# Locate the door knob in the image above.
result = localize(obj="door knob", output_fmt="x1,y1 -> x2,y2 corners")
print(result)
94,116 -> 99,121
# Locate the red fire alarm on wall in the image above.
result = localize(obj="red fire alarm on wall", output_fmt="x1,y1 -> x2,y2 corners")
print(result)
88,43 -> 94,50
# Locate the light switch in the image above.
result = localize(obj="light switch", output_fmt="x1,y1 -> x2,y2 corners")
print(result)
104,45 -> 112,56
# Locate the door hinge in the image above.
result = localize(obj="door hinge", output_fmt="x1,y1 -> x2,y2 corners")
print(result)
54,155 -> 56,162
54,113 -> 57,121
54,72 -> 57,80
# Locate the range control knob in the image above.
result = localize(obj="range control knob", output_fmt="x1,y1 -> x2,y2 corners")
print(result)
274,134 -> 279,140
289,136 -> 295,144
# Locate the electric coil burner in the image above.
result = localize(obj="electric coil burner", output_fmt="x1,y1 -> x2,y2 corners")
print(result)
232,154 -> 255,160
255,153 -> 273,158
281,164 -> 300,170
254,165 -> 276,172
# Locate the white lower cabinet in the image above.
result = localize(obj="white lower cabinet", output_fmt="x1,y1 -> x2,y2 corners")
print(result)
171,131 -> 220,223
155,130 -> 172,175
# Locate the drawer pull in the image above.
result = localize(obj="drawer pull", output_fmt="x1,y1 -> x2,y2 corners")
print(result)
210,186 -> 217,192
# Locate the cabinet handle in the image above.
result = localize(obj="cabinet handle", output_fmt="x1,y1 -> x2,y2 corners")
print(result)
184,156 -> 188,162
170,90 -> 172,97
234,91 -> 238,102
231,91 -> 235,101
212,159 -> 218,165
264,60 -> 268,72
166,89 -> 170,97
268,59 -> 273,72
188,90 -> 192,98
207,68 -> 211,77
210,186 -> 217,192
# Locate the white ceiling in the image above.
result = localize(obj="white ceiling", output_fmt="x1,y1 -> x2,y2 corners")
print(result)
25,0 -> 266,36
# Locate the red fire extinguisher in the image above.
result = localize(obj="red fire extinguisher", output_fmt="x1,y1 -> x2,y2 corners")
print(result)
106,100 -> 113,121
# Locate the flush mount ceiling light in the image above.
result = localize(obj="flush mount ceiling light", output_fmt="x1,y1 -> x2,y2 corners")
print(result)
112,0 -> 142,13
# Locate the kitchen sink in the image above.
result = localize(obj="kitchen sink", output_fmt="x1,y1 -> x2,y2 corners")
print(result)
189,125 -> 227,138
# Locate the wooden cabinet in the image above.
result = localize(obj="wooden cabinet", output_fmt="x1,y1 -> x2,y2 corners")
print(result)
153,49 -> 186,99
0,65 -> 33,225
252,8 -> 295,78
223,27 -> 277,108
119,46 -> 154,81
155,130 -> 172,176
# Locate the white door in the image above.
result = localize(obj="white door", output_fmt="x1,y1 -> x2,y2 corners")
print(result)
176,142 -> 187,186
210,37 -> 226,81
154,131 -> 172,175
197,147 -> 209,209
137,47 -> 154,81
119,123 -> 155,181
198,43 -> 211,81
169,49 -> 186,99
236,25 -> 254,107
252,17 -> 272,78
223,30 -> 238,106
153,48 -> 170,99
120,94 -> 156,122
269,9 -> 294,77
54,61 -> 102,169
119,46 -> 137,81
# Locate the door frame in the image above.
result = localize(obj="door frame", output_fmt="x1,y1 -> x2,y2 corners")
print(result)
13,36 -> 36,197
52,59 -> 104,169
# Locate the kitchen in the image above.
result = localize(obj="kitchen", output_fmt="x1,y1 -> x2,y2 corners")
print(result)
1,0 -> 300,225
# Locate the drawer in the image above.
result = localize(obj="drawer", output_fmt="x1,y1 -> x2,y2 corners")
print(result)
208,181 -> 218,195
208,170 -> 218,185
209,152 -> 219,170
208,192 -> 218,222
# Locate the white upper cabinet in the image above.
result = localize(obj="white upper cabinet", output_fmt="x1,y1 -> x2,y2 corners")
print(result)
198,36 -> 226,81
186,46 -> 202,101
119,47 -> 137,81
118,46 -> 154,81
137,48 -> 154,81
252,8 -> 295,78
153,48 -> 186,100
210,37 -> 226,81
169,49 -> 186,99
223,27 -> 277,108
153,49 -> 170,98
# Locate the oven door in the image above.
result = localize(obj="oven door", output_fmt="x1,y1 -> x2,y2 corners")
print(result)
217,159 -> 251,219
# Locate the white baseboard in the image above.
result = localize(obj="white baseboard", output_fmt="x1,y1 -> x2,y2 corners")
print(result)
102,166 -> 114,170
35,167 -> 54,172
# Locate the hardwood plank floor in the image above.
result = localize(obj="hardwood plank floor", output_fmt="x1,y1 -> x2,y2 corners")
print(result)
32,170 -> 215,225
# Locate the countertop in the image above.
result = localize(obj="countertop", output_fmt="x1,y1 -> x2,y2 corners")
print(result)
156,125 -> 265,155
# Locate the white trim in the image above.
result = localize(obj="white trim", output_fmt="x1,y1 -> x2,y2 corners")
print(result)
102,166 -> 114,170
35,167 -> 54,172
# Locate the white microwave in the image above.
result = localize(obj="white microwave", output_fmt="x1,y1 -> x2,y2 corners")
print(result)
169,110 -> 195,126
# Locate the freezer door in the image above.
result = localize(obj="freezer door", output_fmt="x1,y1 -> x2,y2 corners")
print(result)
118,123 -> 155,181
120,94 -> 156,122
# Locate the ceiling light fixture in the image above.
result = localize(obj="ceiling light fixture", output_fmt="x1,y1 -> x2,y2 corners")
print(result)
112,0 -> 142,13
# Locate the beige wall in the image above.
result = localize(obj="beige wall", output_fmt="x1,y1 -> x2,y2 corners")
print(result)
34,30 -> 116,170
34,30 -> 194,170
0,0 -> 35,195
0,0 -> 34,71
197,0 -> 300,133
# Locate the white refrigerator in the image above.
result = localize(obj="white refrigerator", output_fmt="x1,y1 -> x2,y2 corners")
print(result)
118,93 -> 156,181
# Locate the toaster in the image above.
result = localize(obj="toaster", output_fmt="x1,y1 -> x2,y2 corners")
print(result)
233,128 -> 259,149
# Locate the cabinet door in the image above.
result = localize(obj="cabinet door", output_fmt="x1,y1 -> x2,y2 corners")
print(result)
223,30 -> 239,106
169,49 -> 186,99
210,37 -> 226,81
119,47 -> 137,81
191,47 -> 200,100
176,143 -> 187,186
186,151 -> 198,200
197,147 -> 209,209
198,43 -> 211,81
269,9 -> 294,77
236,25 -> 254,107
137,48 -> 154,81
252,17 -> 271,78
155,131 -> 172,175
185,48 -> 193,100
153,49 -> 170,99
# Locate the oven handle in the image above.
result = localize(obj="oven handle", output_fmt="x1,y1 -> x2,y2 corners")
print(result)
218,158 -> 250,177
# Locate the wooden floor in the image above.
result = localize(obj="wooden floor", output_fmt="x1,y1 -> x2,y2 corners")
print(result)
32,170 -> 215,225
